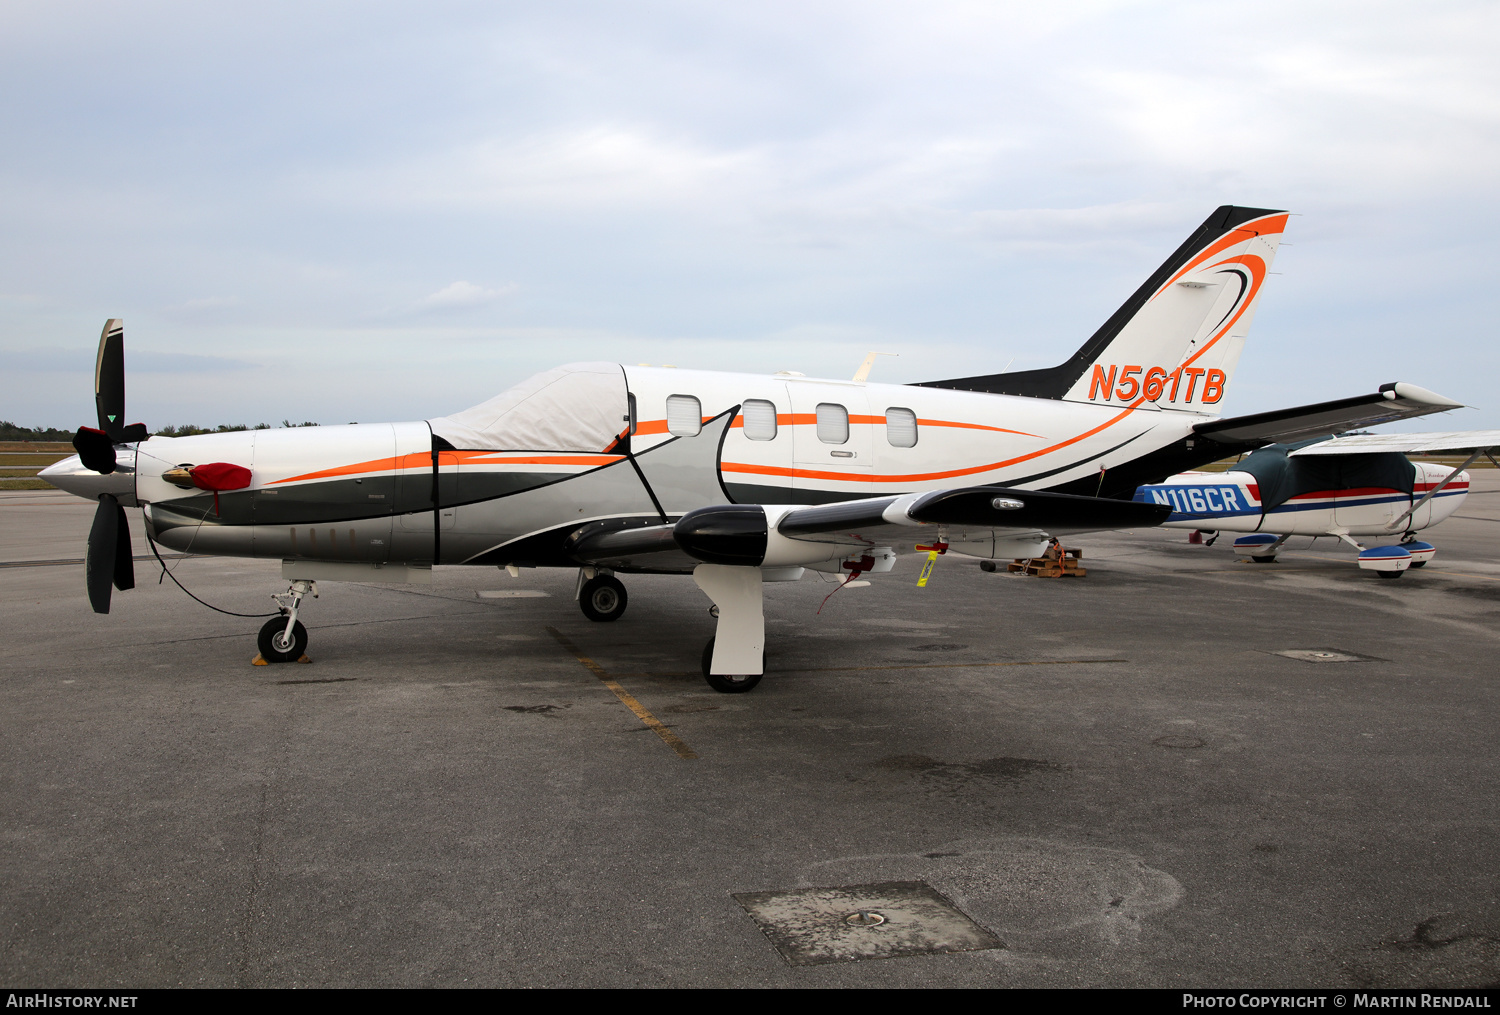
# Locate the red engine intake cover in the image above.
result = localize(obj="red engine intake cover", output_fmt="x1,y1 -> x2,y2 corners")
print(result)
189,462 -> 252,492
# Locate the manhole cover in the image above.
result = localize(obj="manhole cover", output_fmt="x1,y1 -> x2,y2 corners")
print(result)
733,881 -> 1001,965
1272,648 -> 1381,663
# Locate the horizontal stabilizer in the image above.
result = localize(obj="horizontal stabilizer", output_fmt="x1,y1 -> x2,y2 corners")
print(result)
1289,430 -> 1500,457
1194,383 -> 1462,445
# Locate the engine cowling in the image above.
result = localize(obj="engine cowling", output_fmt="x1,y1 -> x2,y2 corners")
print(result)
673,504 -> 859,569
673,505 -> 768,566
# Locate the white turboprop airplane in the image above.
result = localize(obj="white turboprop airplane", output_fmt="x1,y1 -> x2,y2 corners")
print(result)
1134,431 -> 1497,576
42,206 -> 1468,690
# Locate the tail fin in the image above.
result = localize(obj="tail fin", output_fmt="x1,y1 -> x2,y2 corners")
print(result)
919,205 -> 1288,411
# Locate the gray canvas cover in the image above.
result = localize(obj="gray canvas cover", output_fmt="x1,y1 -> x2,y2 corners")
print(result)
1234,442 -> 1415,510
429,363 -> 628,452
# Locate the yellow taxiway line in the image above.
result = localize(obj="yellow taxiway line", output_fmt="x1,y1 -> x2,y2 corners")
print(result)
546,626 -> 698,760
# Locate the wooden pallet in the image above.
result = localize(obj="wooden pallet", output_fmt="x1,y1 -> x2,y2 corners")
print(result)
1007,544 -> 1086,578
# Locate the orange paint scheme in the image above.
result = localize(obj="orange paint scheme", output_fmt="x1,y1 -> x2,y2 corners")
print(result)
1178,253 -> 1267,371
720,412 -> 1040,439
273,451 -> 624,485
1155,213 -> 1287,297
721,399 -> 1145,484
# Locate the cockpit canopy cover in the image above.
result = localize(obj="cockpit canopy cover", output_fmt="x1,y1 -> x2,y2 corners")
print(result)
428,362 -> 627,452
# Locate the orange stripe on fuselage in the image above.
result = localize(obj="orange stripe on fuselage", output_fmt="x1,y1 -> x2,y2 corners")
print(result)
722,400 -> 1146,484
718,412 -> 1041,438
272,451 -> 622,485
915,418 -> 1041,438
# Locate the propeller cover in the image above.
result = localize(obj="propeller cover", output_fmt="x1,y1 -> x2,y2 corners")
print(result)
73,426 -> 116,474
85,494 -> 133,614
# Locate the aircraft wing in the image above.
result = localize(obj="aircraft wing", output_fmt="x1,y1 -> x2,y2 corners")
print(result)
561,487 -> 1170,571
1287,430 -> 1500,456
1193,383 -> 1463,445
776,486 -> 1170,547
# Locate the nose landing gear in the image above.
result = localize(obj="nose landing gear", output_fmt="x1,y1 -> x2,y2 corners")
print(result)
255,579 -> 316,664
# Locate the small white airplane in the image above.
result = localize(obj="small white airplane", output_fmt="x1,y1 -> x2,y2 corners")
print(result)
1135,432 -> 1498,576
41,206 -> 1468,690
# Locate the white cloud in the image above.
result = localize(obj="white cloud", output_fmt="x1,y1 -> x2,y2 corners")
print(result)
419,280 -> 516,311
1,1 -> 1499,427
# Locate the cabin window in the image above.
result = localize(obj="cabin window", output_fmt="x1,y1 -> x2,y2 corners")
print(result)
742,399 -> 778,441
886,407 -> 918,448
816,403 -> 849,444
666,394 -> 702,437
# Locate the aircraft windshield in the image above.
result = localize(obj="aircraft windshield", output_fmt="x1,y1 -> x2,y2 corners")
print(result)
428,362 -> 628,452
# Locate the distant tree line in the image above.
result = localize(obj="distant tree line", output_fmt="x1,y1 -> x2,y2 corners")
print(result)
0,420 -> 321,441
0,421 -> 75,441
153,421 -> 321,436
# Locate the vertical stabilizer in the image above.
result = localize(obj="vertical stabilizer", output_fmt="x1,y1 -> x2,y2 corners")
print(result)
919,206 -> 1288,412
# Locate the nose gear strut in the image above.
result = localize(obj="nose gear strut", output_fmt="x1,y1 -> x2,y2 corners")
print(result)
254,579 -> 317,664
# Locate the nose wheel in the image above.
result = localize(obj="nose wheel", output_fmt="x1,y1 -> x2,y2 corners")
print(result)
258,616 -> 309,662
579,575 -> 628,622
255,579 -> 316,664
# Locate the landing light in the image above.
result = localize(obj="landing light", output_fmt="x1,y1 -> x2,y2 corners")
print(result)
991,497 -> 1025,510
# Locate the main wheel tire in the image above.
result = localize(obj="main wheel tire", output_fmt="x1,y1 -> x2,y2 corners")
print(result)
979,560 -> 997,573
579,575 -> 628,622
1251,555 -> 1277,563
258,616 -> 308,663
1376,570 -> 1404,579
1408,560 -> 1427,568
701,636 -> 763,693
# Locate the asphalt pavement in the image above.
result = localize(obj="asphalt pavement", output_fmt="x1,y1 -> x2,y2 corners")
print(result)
3,477 -> 1499,987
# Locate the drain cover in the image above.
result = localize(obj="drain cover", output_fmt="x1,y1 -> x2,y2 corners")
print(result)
1273,648 -> 1381,663
733,881 -> 1000,965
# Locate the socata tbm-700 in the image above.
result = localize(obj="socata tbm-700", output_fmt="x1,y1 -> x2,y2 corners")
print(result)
43,206 -> 1463,691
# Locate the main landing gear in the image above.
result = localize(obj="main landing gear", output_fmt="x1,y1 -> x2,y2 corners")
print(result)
693,564 -> 766,694
576,569 -> 628,622
257,579 -> 316,663
701,637 -> 763,693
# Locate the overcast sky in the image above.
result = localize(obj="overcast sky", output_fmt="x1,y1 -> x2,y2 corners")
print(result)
2,1 -> 1497,431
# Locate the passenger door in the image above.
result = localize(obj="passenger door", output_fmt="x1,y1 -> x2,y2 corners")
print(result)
789,382 -> 873,497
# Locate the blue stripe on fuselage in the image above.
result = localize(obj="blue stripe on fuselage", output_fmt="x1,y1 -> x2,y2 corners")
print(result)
1130,484 -> 1467,523
1132,484 -> 1258,521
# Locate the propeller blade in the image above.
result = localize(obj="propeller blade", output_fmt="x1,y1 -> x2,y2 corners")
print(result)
113,501 -> 135,592
86,494 -> 120,614
73,426 -> 117,475
95,319 -> 126,440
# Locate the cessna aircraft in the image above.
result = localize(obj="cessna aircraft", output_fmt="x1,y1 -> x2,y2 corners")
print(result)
42,206 -> 1467,691
1134,431 -> 1497,576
